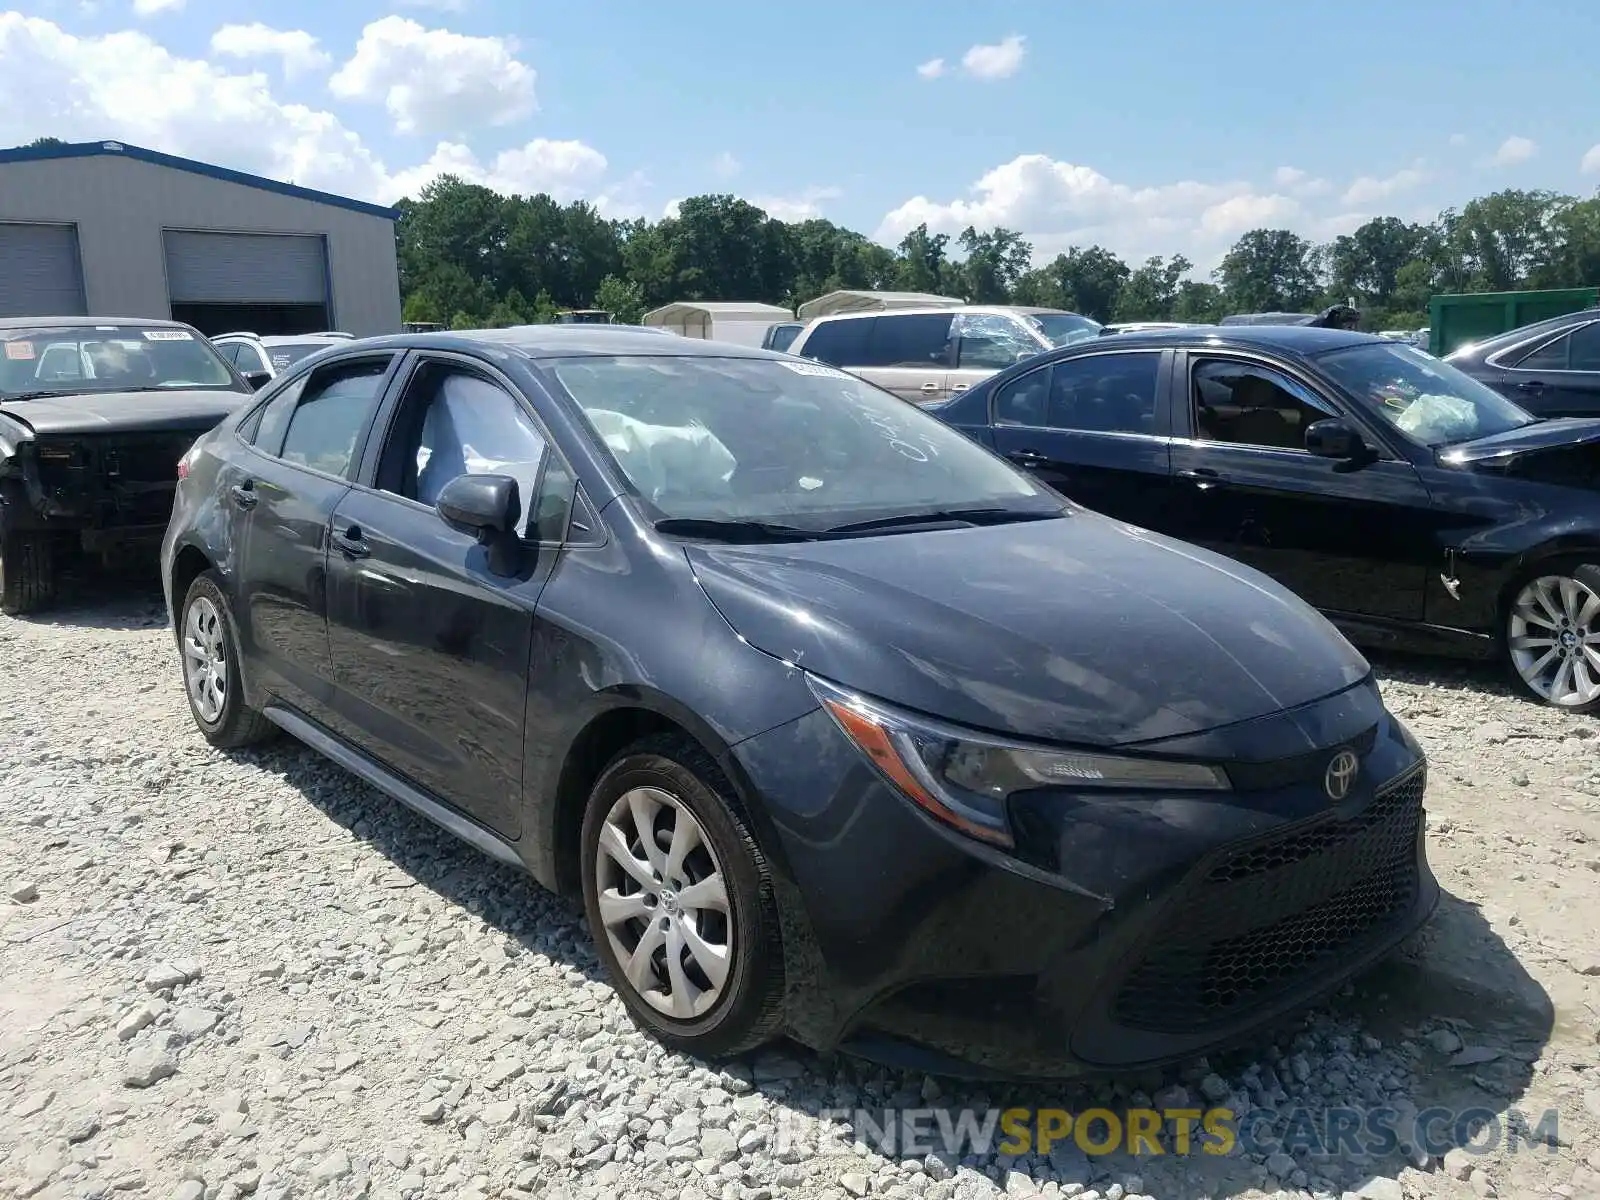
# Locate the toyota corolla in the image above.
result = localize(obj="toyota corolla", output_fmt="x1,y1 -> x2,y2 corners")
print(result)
161,327 -> 1436,1077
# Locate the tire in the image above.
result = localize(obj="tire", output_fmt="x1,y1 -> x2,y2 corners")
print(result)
0,531 -> 56,616
580,733 -> 785,1058
1503,560 -> 1600,714
178,571 -> 277,748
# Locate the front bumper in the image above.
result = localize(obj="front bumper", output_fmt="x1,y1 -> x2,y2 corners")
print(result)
732,679 -> 1435,1079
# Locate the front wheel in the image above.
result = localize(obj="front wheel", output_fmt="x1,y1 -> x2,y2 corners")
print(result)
178,571 -> 276,748
1505,563 -> 1600,713
579,735 -> 785,1058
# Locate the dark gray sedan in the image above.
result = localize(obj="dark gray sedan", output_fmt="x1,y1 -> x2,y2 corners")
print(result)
1445,307 -> 1600,418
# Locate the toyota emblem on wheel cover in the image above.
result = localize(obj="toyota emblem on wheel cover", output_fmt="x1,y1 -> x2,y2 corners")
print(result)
1324,749 -> 1359,802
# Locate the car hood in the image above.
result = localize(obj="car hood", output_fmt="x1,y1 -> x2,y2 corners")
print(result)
686,513 -> 1371,746
0,389 -> 249,436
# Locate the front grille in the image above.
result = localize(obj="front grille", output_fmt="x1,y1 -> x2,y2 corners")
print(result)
32,432 -> 204,523
1111,767 -> 1424,1032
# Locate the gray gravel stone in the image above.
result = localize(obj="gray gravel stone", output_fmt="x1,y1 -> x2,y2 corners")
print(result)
9,880 -> 39,903
123,1033 -> 180,1088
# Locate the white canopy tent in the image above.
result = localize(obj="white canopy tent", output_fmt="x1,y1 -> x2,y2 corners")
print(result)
642,301 -> 794,348
796,290 -> 966,321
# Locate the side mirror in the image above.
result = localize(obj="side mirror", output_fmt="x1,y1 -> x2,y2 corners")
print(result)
1305,418 -> 1366,460
243,370 -> 271,390
437,473 -> 521,540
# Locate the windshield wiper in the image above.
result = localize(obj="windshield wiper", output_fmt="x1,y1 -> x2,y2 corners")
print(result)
824,506 -> 1063,535
653,517 -> 823,543
0,390 -> 69,403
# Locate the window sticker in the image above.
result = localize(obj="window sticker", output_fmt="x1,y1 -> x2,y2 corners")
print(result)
780,360 -> 850,379
143,330 -> 194,341
4,341 -> 36,360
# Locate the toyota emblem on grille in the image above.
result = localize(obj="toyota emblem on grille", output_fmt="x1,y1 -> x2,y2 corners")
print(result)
1324,749 -> 1359,802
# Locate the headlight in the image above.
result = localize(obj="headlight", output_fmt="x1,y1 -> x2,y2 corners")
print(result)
808,675 -> 1230,848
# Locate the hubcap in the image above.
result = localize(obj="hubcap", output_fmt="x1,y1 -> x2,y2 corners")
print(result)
1509,574 -> 1600,707
593,786 -> 731,1019
182,596 -> 229,724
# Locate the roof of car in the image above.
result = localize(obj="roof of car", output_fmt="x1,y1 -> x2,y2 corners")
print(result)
1083,324 -> 1383,354
0,315 -> 193,330
342,326 -> 783,360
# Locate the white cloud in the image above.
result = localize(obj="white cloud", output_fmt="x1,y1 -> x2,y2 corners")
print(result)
1583,144 -> 1600,175
386,138 -> 606,203
209,24 -> 331,79
877,153 -> 1331,270
961,34 -> 1024,81
1341,165 -> 1426,207
0,13 -> 615,211
1449,133 -> 1468,147
916,57 -> 944,80
132,0 -> 181,14
1482,135 -> 1536,168
328,16 -> 535,136
711,151 -> 740,181
750,186 -> 842,223
1273,166 -> 1330,197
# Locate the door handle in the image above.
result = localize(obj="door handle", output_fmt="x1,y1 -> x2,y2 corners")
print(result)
228,481 -> 257,510
1515,380 -> 1546,391
920,382 -> 940,394
1178,467 -> 1222,490
1007,449 -> 1048,466
951,383 -> 971,392
334,525 -> 369,559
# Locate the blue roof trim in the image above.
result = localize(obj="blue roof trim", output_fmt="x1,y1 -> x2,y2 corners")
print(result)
0,140 -> 400,220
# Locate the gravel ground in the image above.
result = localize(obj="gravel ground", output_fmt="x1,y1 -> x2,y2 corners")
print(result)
3,577 -> 1599,1200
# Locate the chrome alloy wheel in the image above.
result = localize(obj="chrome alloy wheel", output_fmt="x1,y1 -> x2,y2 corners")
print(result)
183,595 -> 229,724
1508,573 -> 1600,707
593,785 -> 732,1019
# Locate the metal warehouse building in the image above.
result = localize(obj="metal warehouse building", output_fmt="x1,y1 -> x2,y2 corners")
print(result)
0,140 -> 401,337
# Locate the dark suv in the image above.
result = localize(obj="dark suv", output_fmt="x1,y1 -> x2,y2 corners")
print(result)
161,327 -> 1434,1077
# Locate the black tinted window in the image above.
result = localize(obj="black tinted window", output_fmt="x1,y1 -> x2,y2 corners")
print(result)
1515,333 -> 1569,371
276,358 -> 392,476
863,314 -> 954,369
993,367 -> 1053,426
1192,360 -> 1335,451
798,318 -> 871,366
1569,322 -> 1600,372
1046,353 -> 1161,434
248,375 -> 307,453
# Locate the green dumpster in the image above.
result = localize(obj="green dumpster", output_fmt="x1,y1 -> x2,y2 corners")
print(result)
1430,287 -> 1600,356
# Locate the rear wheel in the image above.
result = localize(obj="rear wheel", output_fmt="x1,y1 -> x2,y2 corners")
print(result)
580,734 -> 785,1058
179,571 -> 276,748
1505,562 -> 1600,713
0,531 -> 56,616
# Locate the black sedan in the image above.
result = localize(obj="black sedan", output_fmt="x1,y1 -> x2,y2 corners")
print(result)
161,327 -> 1433,1078
1443,306 -> 1600,418
933,324 -> 1600,712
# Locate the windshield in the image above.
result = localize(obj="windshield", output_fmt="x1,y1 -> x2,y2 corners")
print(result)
1315,341 -> 1536,448
548,355 -> 1061,530
1023,312 -> 1103,347
0,325 -> 240,398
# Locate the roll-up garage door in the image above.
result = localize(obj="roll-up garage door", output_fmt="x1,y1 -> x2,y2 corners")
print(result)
0,223 -> 87,317
163,231 -> 328,306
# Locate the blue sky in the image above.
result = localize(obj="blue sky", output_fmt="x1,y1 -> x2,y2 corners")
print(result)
5,0 -> 1600,269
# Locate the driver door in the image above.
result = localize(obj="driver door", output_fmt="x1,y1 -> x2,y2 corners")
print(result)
323,353 -> 567,839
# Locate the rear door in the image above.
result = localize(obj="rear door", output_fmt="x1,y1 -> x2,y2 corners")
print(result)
855,313 -> 954,403
987,348 -> 1173,528
230,352 -> 401,721
1496,319 -> 1600,418
948,312 -> 1048,397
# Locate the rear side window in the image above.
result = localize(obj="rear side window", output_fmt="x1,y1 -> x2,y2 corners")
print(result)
233,343 -> 267,373
1514,333 -> 1571,371
1046,352 -> 1162,434
1570,322 -> 1600,371
863,313 -> 954,369
254,357 -> 393,476
798,318 -> 872,366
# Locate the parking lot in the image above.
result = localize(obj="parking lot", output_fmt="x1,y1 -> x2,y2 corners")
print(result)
2,577 -> 1599,1200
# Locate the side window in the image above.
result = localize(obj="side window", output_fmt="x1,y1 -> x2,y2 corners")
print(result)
233,343 -> 266,373
276,358 -> 393,475
215,342 -> 241,366
1192,359 -> 1336,452
1046,352 -> 1162,434
1513,333 -> 1569,371
1568,322 -> 1600,371
380,362 -> 562,540
246,374 -> 308,452
862,314 -> 954,369
993,366 -> 1053,426
954,313 -> 1040,370
797,318 -> 871,367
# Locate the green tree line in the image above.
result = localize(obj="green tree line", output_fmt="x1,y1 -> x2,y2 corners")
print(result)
396,176 -> 1600,331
